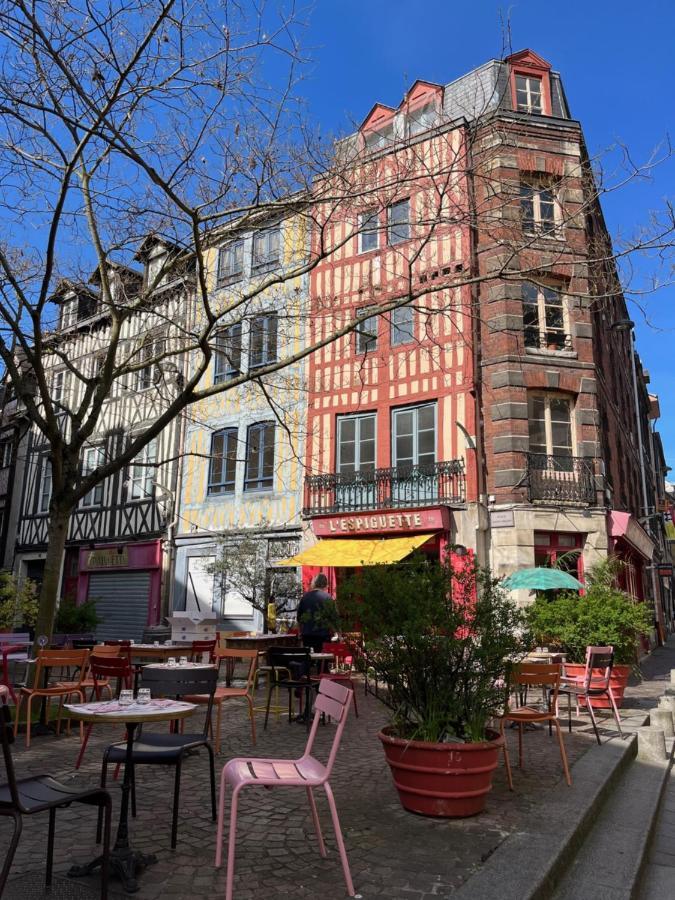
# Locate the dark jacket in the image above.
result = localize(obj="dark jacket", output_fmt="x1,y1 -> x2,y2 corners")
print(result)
297,588 -> 333,638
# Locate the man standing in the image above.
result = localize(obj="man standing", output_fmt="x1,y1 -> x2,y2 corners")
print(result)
296,573 -> 334,652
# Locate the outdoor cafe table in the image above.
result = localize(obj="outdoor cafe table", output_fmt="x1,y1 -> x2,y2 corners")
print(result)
65,698 -> 195,893
222,633 -> 299,651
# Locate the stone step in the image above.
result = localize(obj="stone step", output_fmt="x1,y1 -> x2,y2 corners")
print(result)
452,710 -> 650,900
551,743 -> 672,900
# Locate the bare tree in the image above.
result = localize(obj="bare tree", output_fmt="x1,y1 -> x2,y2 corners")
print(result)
0,0 -> 671,643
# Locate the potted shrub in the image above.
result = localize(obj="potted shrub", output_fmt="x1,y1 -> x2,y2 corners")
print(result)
55,596 -> 102,637
524,558 -> 651,708
338,554 -> 526,818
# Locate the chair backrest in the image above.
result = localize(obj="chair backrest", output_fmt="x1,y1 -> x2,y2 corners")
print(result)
191,639 -> 217,663
89,653 -> 132,696
50,633 -> 69,648
583,645 -> 614,690
305,679 -> 353,775
268,647 -> 311,679
89,645 -> 121,659
104,639 -> 131,646
0,634 -> 30,647
32,649 -> 89,688
213,648 -> 258,691
513,663 -> 562,708
323,641 -> 350,666
142,666 -> 218,737
0,703 -> 21,811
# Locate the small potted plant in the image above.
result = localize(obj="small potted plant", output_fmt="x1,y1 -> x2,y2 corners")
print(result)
54,595 -> 102,639
525,558 -> 650,707
338,554 -> 526,817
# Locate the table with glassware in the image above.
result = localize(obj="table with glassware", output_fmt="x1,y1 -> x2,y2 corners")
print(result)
66,696 -> 195,893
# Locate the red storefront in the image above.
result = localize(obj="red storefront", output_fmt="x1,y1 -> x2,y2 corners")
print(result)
75,540 -> 163,641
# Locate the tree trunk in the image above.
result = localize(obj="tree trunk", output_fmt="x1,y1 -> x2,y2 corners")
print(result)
34,505 -> 72,644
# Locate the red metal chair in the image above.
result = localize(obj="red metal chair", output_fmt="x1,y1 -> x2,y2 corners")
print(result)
215,679 -> 355,900
191,639 -> 217,664
75,655 -> 133,770
310,642 -> 359,717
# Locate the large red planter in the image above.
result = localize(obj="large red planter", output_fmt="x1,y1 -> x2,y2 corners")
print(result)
563,663 -> 631,709
378,727 -> 503,817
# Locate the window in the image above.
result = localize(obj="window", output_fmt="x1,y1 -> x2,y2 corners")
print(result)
244,422 -> 275,491
364,123 -> 393,152
81,446 -> 105,507
355,306 -> 378,354
249,313 -> 277,369
52,371 -> 65,404
534,531 -> 583,581
135,335 -> 165,391
252,227 -> 280,272
217,239 -> 244,286
408,101 -> 437,136
213,323 -> 242,382
520,180 -> 557,236
528,395 -> 573,460
208,428 -> 238,495
337,414 -> 376,474
515,74 -> 543,114
388,199 -> 410,245
129,438 -> 158,501
0,440 -> 12,469
60,298 -> 78,329
358,210 -> 379,253
38,458 -> 52,513
522,283 -> 567,350
390,305 -> 415,346
392,404 -> 436,469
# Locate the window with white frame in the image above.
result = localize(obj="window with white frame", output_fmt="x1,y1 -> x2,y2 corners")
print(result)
249,313 -> 277,369
52,370 -> 67,405
80,446 -> 105,507
390,305 -> 415,346
252,227 -> 280,272
515,74 -> 543,114
337,413 -> 376,475
244,422 -> 275,492
129,438 -> 158,501
408,101 -> 438,136
520,179 -> 558,236
388,199 -> 410,245
217,239 -> 245,286
134,335 -> 165,391
358,210 -> 380,253
364,123 -> 394,152
38,457 -> 52,513
208,428 -> 238,495
60,298 -> 78,329
392,403 -> 436,470
213,323 -> 242,383
0,440 -> 12,469
522,282 -> 568,350
528,395 -> 573,461
355,306 -> 378,354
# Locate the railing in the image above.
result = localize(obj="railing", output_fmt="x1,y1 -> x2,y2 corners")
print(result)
303,460 -> 466,516
526,453 -> 596,505
524,330 -> 573,352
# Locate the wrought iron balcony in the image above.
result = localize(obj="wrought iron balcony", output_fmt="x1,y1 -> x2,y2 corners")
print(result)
303,460 -> 466,517
526,453 -> 596,505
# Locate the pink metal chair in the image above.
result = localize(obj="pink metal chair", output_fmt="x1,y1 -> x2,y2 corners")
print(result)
215,679 -> 355,900
557,645 -> 623,744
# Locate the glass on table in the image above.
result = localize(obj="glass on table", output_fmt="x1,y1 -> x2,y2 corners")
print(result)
179,656 -> 188,667
137,688 -> 151,705
167,657 -> 177,667
119,689 -> 133,707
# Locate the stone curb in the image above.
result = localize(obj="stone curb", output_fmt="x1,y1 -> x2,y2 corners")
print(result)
452,716 -> 648,900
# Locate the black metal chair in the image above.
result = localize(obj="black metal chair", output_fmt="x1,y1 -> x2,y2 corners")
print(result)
264,648 -> 317,729
96,666 -> 217,849
0,703 -> 112,897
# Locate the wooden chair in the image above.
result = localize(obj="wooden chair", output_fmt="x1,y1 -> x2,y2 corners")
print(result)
499,663 -> 571,790
184,648 -> 258,754
0,704 -> 112,898
14,649 -> 89,749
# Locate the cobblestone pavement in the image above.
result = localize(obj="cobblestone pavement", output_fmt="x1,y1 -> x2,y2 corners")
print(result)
0,676 -> 615,900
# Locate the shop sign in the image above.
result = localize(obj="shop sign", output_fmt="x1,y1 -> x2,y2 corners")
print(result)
313,508 -> 447,536
490,509 -> 515,529
87,547 -> 129,569
657,564 -> 673,578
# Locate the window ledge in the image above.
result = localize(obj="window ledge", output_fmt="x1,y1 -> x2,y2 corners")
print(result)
525,346 -> 577,360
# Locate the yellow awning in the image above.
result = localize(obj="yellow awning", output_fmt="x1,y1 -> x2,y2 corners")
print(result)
275,534 -> 435,567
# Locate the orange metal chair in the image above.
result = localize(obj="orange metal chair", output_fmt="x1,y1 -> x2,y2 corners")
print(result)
77,645 -> 121,700
500,663 -> 571,789
14,649 -> 89,748
185,648 -> 258,754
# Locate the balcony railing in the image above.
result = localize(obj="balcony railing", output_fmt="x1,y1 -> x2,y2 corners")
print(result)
526,453 -> 596,505
303,460 -> 465,517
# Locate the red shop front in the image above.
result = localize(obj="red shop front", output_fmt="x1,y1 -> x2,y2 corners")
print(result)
76,540 -> 163,641
298,506 -> 462,594
607,510 -> 660,647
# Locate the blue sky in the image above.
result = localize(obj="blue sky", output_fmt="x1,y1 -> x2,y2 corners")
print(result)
296,0 -> 675,469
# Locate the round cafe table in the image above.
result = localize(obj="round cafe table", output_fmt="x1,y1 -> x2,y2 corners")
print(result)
65,698 -> 195,893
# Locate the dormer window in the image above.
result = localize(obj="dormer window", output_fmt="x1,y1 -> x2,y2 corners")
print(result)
364,123 -> 393,152
408,101 -> 438,137
515,74 -> 542,114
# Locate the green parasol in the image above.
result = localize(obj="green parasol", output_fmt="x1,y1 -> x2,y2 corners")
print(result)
502,567 -> 583,591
